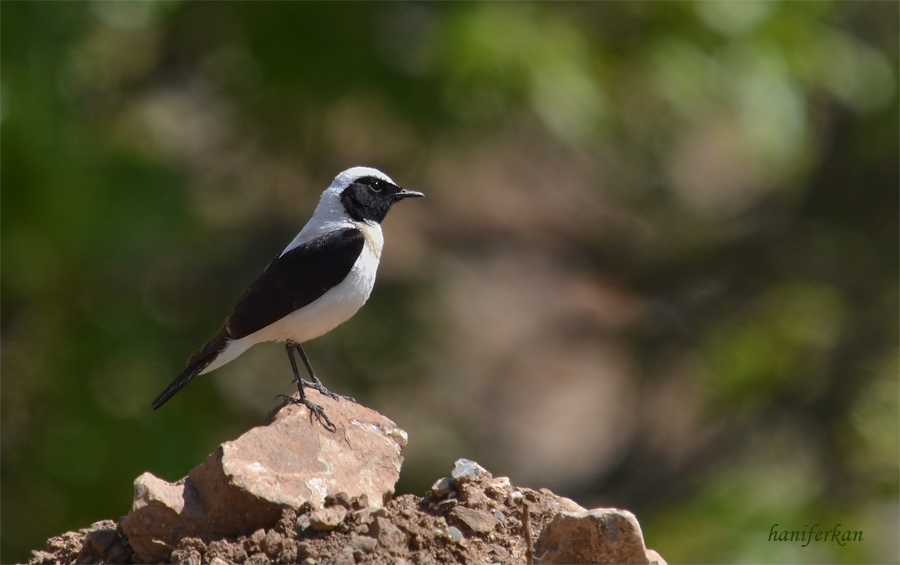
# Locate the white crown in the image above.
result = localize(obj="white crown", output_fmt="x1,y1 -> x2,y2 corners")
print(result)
328,166 -> 395,191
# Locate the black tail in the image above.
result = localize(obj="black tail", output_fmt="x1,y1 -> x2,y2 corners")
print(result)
153,329 -> 228,410
151,356 -> 213,410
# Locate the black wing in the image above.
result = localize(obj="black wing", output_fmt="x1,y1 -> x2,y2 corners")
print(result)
153,228 -> 363,410
223,227 -> 365,341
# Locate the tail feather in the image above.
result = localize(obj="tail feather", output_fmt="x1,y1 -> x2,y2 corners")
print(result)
153,329 -> 228,410
151,354 -> 215,410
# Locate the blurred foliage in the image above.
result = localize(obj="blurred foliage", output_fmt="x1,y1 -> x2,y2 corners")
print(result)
2,2 -> 897,564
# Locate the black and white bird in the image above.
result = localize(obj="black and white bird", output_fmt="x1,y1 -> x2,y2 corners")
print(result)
151,167 -> 423,428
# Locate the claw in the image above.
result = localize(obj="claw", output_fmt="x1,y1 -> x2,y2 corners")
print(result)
276,394 -> 336,431
303,377 -> 355,403
309,404 -> 336,431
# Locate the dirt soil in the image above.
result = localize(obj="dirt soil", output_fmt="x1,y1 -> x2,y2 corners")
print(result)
29,466 -> 585,564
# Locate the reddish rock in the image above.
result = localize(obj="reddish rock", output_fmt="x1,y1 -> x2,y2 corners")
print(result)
647,548 -> 669,565
121,391 -> 407,563
534,508 -> 652,565
430,476 -> 454,499
206,539 -> 248,564
349,535 -> 378,554
367,515 -> 407,552
29,456 -> 668,565
310,506 -> 348,532
170,537 -> 206,565
29,520 -> 132,565
449,506 -> 498,534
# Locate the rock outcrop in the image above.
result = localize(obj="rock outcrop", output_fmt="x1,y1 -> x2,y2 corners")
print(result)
121,391 -> 407,562
29,395 -> 668,565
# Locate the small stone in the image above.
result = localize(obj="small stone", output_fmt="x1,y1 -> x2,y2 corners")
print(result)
534,508 -> 651,565
295,513 -> 311,531
459,485 -> 490,509
243,529 -> 266,554
451,459 -> 487,485
297,542 -> 315,561
450,506 -> 497,535
325,491 -> 353,508
492,510 -> 506,523
278,539 -> 299,564
369,516 -> 407,550
351,494 -> 369,510
485,477 -> 512,499
261,530 -> 284,558
492,477 -> 512,489
332,553 -> 354,565
84,529 -> 116,553
447,526 -> 464,542
77,520 -> 133,564
430,477 -> 454,499
171,537 -> 206,565
437,498 -> 458,510
350,536 -> 378,553
310,506 -> 348,532
340,545 -> 356,564
274,508 -> 298,534
207,540 -> 248,564
351,507 -> 374,528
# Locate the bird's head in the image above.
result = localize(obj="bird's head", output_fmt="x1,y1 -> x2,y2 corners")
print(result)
329,167 -> 423,224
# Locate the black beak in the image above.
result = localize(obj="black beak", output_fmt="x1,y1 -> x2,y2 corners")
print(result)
394,188 -> 424,199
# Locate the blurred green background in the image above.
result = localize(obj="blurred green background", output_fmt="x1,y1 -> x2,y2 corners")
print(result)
2,2 -> 897,563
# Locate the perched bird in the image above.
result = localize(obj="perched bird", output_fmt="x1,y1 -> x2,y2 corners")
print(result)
151,167 -> 423,428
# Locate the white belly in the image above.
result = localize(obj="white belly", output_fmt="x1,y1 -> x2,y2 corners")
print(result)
200,231 -> 381,375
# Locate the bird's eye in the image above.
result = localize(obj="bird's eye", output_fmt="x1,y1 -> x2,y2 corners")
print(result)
370,180 -> 383,193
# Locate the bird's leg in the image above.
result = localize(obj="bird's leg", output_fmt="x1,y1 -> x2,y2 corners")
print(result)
294,343 -> 357,403
277,340 -> 335,431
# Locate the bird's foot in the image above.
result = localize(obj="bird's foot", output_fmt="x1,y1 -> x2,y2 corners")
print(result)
299,378 -> 357,404
276,394 -> 336,431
